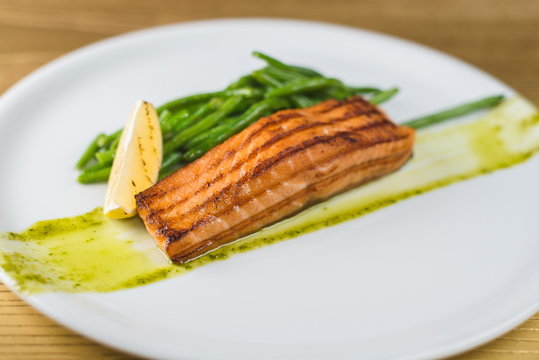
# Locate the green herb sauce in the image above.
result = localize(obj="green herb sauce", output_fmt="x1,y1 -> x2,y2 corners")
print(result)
1,97 -> 538,294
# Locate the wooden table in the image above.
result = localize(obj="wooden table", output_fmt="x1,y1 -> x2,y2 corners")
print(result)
1,1 -> 538,359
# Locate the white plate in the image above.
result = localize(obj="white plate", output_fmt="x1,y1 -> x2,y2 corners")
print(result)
0,18 -> 538,360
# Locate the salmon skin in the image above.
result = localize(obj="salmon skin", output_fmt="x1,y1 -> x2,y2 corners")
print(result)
136,96 -> 415,263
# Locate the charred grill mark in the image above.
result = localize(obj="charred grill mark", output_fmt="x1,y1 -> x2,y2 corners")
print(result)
136,136 -> 152,180
144,102 -> 155,141
170,149 -> 412,262
147,109 -> 385,215
163,130 -> 412,244
137,137 -> 143,152
157,226 -> 188,241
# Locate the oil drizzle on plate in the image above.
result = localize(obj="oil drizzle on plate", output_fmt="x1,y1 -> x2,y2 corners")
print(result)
1,97 -> 538,294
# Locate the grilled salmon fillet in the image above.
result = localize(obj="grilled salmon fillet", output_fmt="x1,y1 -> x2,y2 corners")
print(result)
136,96 -> 415,263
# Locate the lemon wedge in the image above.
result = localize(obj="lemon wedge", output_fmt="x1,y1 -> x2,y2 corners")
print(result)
104,100 -> 162,218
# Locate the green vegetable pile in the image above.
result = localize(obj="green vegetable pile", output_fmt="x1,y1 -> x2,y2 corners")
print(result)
76,51 -> 503,184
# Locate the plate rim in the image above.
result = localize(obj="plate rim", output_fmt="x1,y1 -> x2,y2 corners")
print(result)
0,17 -> 537,360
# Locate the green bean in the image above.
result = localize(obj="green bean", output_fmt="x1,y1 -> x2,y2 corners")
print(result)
160,151 -> 183,170
157,91 -> 223,114
182,116 -> 240,150
95,149 -> 115,165
251,70 -> 313,108
169,108 -> 190,123
159,163 -> 185,180
76,133 -> 106,170
290,65 -> 323,78
165,109 -> 189,136
252,51 -> 295,70
369,88 -> 399,105
346,87 -> 381,94
84,159 -> 112,172
184,130 -> 236,162
265,78 -> 342,98
159,109 -> 172,122
101,130 -> 121,149
251,70 -> 281,88
172,100 -> 218,133
109,133 -> 121,153
403,95 -> 504,130
157,87 -> 262,114
290,94 -> 314,108
164,96 -> 245,154
252,51 -> 323,77
159,109 -> 173,134
159,153 -> 187,177
185,124 -> 230,148
233,97 -> 260,114
96,134 -> 109,148
182,147 -> 207,162
223,115 -> 241,126
226,74 -> 255,89
230,87 -> 265,98
78,167 -> 111,184
326,87 -> 351,100
262,66 -> 308,83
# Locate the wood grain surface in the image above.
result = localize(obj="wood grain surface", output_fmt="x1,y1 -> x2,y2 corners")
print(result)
0,0 -> 538,359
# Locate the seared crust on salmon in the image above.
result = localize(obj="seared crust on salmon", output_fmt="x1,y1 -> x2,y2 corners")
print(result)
136,96 -> 415,263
